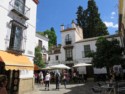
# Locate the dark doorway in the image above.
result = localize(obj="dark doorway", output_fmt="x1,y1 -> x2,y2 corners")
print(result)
10,70 -> 20,94
86,66 -> 94,78
0,63 -> 20,94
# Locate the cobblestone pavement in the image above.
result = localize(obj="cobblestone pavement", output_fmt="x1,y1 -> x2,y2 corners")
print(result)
24,82 -> 96,94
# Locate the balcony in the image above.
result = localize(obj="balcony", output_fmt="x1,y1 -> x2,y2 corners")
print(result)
65,40 -> 72,45
8,46 -> 25,54
9,0 -> 30,20
66,57 -> 73,61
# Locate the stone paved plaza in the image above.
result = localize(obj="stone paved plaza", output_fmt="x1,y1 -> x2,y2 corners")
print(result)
24,82 -> 96,94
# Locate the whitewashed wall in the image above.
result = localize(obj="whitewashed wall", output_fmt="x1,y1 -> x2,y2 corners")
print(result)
75,40 -> 96,62
35,34 -> 49,62
0,0 -> 10,51
49,34 -> 122,74
35,34 -> 49,51
0,0 -> 37,78
61,30 -> 75,46
60,46 -> 65,62
75,36 -> 121,74
75,27 -> 83,42
48,53 -> 61,66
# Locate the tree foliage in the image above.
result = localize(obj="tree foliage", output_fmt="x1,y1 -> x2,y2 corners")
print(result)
37,27 -> 57,49
34,46 -> 45,68
92,37 -> 124,69
76,6 -> 88,38
76,0 -> 109,38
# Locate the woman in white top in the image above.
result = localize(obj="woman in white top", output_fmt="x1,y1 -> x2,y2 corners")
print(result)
39,71 -> 44,85
45,72 -> 51,90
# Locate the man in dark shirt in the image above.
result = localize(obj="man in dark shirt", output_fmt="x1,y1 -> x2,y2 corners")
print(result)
55,70 -> 60,90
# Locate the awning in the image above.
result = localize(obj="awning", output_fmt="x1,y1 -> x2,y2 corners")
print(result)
34,64 -> 40,70
0,51 -> 34,70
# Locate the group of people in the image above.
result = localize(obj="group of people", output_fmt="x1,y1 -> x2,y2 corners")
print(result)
34,69 -> 68,91
34,71 -> 51,90
55,69 -> 67,90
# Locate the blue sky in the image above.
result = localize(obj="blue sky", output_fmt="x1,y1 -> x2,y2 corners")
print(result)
36,0 -> 118,44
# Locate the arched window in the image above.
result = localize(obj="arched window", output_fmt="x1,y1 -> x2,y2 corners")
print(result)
65,34 -> 72,45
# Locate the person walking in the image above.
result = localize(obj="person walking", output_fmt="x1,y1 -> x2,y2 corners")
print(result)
73,71 -> 77,83
55,70 -> 60,90
39,71 -> 44,85
62,70 -> 67,89
45,72 -> 51,90
34,72 -> 39,83
0,75 -> 8,94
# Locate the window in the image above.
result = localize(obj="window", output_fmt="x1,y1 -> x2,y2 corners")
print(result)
14,0 -> 25,14
10,0 -> 30,20
38,40 -> 42,48
9,24 -> 23,51
42,54 -> 46,62
56,55 -> 58,60
65,34 -> 72,45
65,49 -> 73,61
84,45 -> 91,57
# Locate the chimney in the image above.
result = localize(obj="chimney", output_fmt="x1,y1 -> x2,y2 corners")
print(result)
61,24 -> 64,31
72,20 -> 76,28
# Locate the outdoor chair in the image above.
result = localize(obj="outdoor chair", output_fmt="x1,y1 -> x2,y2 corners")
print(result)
117,82 -> 125,88
116,81 -> 125,94
92,86 -> 102,94
117,88 -> 125,94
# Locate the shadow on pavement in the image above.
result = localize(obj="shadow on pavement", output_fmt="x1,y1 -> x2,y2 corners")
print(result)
64,82 -> 95,94
39,88 -> 61,91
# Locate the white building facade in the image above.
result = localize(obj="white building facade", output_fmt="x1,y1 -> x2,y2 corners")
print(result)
0,0 -> 38,94
48,21 -> 122,80
35,33 -> 49,64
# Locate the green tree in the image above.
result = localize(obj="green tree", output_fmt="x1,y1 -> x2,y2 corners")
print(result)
76,6 -> 88,38
76,0 -> 109,38
37,32 -> 44,36
38,27 -> 57,49
50,27 -> 57,45
92,37 -> 124,71
34,46 -> 45,68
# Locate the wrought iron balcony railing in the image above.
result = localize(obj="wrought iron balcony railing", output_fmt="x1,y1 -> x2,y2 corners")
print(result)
66,57 -> 73,61
65,40 -> 72,45
8,46 -> 25,53
9,0 -> 30,20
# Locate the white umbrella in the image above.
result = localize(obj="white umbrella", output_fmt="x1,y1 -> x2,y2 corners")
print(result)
41,66 -> 52,70
50,64 -> 70,69
73,63 -> 92,67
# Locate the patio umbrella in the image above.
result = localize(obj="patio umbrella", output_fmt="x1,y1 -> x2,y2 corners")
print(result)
34,64 -> 40,70
41,66 -> 53,70
73,63 -> 92,67
50,64 -> 70,69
